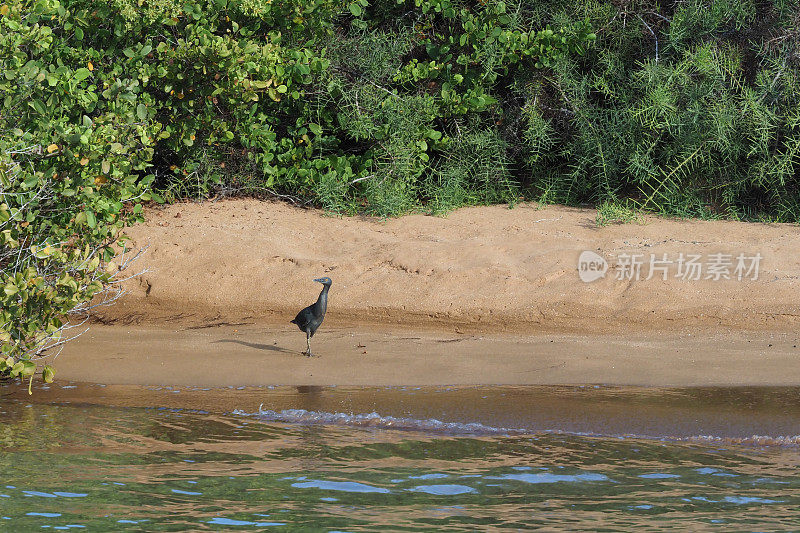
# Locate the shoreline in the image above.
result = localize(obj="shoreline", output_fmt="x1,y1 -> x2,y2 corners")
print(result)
40,323 -> 800,387
5,380 -> 800,442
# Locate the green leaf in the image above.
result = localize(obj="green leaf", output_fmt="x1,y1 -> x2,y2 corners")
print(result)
73,67 -> 92,82
85,210 -> 96,228
21,360 -> 36,377
42,365 -> 55,383
136,103 -> 147,120
349,2 -> 362,16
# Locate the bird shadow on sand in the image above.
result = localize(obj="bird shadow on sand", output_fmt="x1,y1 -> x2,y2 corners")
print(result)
213,339 -> 296,354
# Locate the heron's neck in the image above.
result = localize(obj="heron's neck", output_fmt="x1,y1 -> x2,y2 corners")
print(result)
315,285 -> 329,314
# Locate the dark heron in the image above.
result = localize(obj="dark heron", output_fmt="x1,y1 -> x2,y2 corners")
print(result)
290,277 -> 332,357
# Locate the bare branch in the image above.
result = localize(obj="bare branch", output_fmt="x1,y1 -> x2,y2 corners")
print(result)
637,15 -> 659,64
349,174 -> 375,185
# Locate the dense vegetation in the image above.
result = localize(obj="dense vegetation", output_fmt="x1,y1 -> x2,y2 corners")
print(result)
1,0 -> 799,383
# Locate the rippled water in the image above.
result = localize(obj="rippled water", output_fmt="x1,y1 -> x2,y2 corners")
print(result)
2,386 -> 800,530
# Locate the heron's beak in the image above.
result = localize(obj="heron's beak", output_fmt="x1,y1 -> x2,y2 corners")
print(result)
313,278 -> 326,283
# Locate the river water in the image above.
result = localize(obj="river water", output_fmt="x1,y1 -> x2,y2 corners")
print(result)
1,383 -> 800,530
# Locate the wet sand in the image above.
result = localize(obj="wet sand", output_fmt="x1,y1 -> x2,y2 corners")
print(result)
49,323 -> 800,387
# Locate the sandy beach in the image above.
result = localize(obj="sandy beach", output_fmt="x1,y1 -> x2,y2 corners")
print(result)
35,199 -> 799,387
53,323 -> 799,387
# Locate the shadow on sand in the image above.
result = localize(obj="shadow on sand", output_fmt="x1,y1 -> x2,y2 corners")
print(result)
214,339 -> 296,354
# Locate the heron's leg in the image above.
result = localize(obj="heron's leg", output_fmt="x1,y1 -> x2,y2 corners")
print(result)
305,332 -> 312,357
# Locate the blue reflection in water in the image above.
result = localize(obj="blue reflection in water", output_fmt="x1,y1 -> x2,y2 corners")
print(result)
696,467 -> 737,476
207,517 -> 286,526
408,473 -> 449,480
724,496 -> 782,504
22,491 -> 57,498
291,480 -> 391,493
22,491 -> 88,498
407,484 -> 478,495
171,489 -> 202,496
489,472 -> 611,484
690,495 -> 783,505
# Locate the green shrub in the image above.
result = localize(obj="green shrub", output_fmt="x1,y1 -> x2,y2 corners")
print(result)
2,0 -> 799,387
595,200 -> 642,227
522,0 -> 800,221
425,128 -> 517,214
1,0 -> 155,386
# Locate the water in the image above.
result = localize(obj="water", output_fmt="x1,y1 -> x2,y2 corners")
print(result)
2,385 -> 800,530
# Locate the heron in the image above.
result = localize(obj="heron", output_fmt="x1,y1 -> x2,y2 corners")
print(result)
290,277 -> 332,357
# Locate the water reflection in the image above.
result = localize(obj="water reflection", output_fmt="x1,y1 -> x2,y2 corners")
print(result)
1,398 -> 800,530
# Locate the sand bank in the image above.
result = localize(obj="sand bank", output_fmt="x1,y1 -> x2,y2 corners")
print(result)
98,200 -> 800,334
50,199 -> 800,387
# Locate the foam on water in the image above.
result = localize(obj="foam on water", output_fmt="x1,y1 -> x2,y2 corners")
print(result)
233,406 -> 800,448
681,435 -> 800,447
233,405 -> 526,436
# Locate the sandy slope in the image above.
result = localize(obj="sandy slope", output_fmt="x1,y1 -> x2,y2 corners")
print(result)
97,199 -> 800,334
